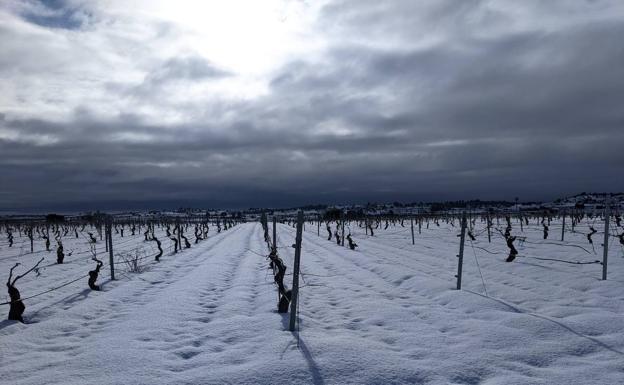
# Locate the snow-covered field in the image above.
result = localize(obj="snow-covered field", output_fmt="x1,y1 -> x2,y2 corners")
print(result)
2,218 -> 624,384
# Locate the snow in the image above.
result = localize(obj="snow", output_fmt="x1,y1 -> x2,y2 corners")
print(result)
1,218 -> 624,384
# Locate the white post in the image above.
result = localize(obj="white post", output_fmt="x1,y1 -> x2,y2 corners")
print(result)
289,211 -> 304,332
177,220 -> 181,247
272,216 -> 277,253
602,196 -> 610,280
107,219 -> 115,280
341,211 -> 345,247
456,212 -> 467,290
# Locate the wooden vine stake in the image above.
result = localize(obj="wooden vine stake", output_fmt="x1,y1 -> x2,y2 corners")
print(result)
29,227 -> 34,253
341,211 -> 345,247
289,210 -> 304,332
456,212 -> 467,290
177,221 -> 182,249
317,215 -> 320,236
602,196 -> 610,280
106,219 -> 115,281
272,216 -> 277,253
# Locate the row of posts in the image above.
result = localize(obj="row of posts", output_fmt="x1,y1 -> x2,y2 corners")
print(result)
315,212 -> 423,246
101,218 -> 191,282
79,208 -> 617,327
104,214 -> 304,330
456,197 -> 613,290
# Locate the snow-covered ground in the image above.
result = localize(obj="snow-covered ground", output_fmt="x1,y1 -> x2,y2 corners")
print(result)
2,218 -> 624,384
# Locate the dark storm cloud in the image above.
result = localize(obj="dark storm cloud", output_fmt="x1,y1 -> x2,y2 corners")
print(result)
18,0 -> 92,30
148,57 -> 231,83
1,0 -> 623,212
132,56 -> 232,96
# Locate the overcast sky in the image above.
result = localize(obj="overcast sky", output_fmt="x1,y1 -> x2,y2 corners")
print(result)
1,0 -> 623,212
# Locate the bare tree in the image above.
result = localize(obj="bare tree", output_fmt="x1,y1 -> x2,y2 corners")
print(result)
181,233 -> 191,249
587,227 -> 597,244
42,234 -> 50,251
169,237 -> 179,253
88,257 -> 103,291
6,258 -> 44,322
56,241 -> 65,264
152,237 -> 163,261
347,234 -> 358,250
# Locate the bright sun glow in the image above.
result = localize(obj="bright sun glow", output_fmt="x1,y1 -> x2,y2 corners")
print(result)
106,0 -> 323,77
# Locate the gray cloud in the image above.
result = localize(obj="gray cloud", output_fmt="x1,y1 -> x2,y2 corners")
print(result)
16,0 -> 93,30
148,56 -> 230,83
1,0 -> 623,212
